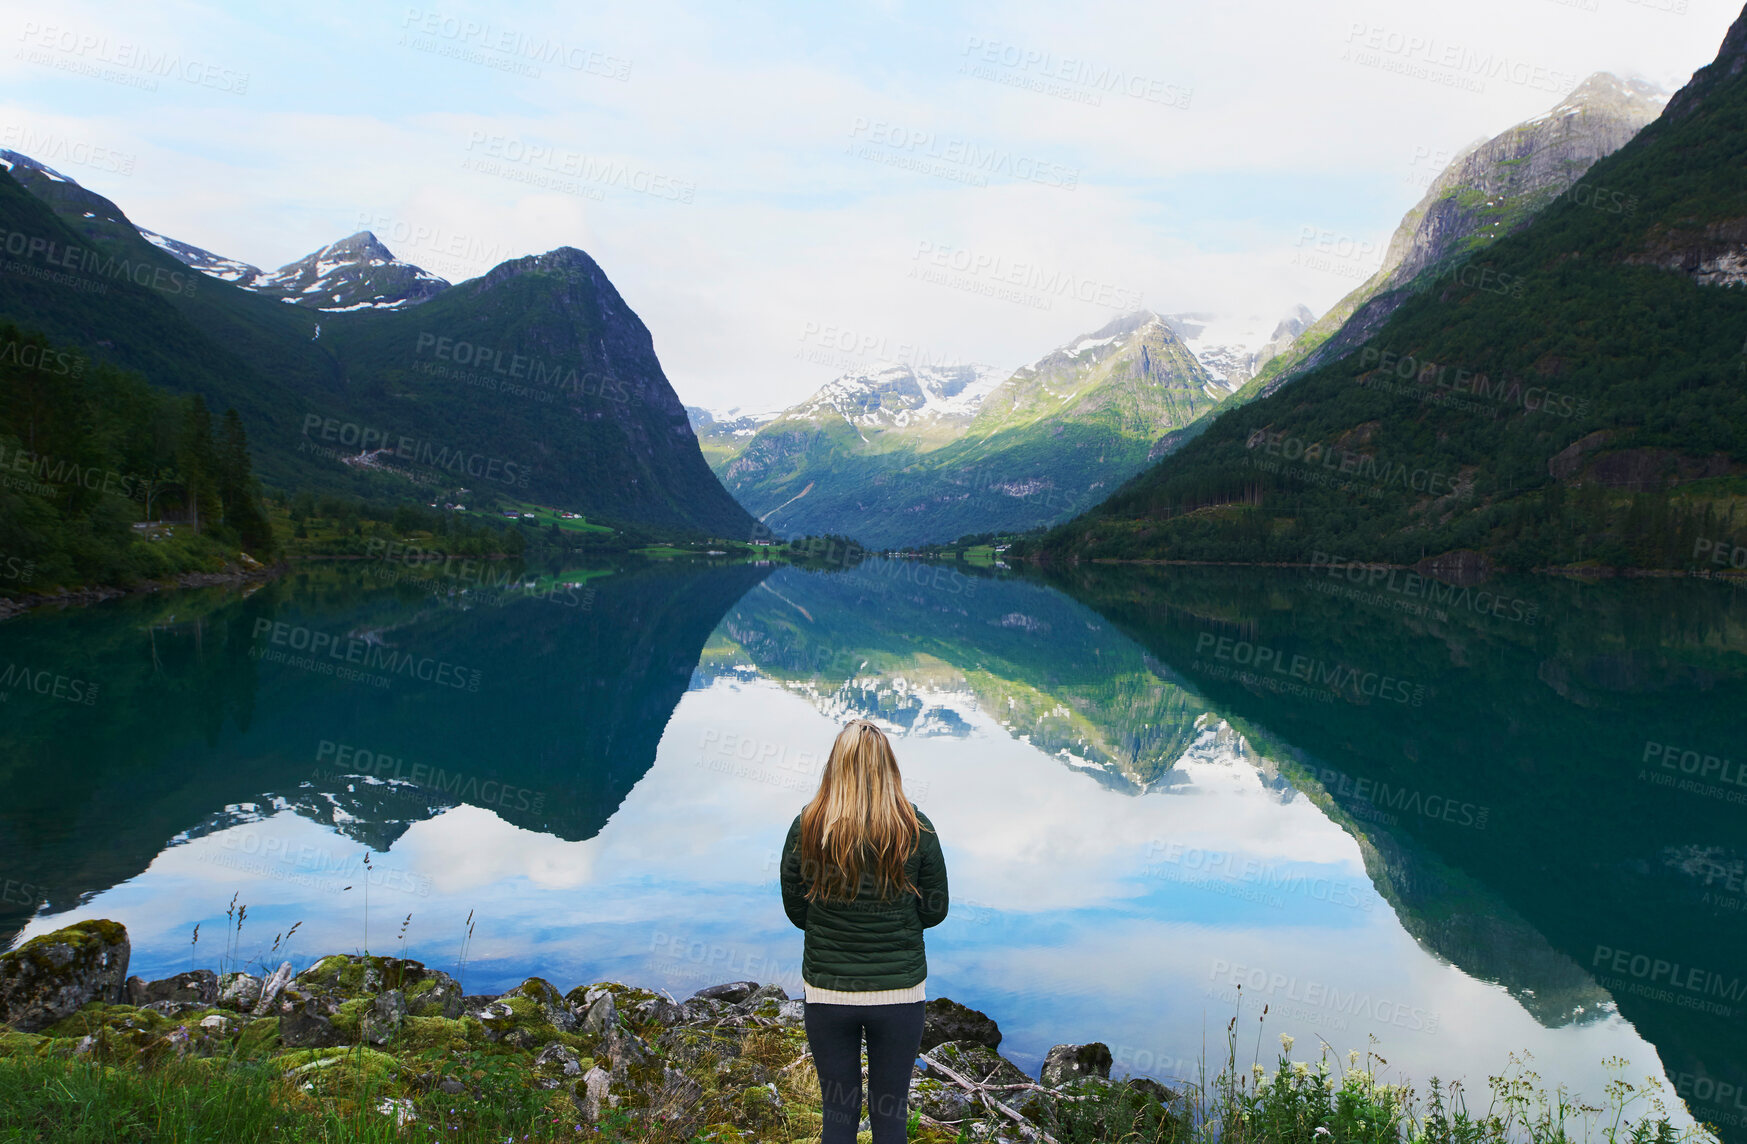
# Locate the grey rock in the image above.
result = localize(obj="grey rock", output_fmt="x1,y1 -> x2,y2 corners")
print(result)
142,999 -> 205,1018
578,1065 -> 615,1122
691,980 -> 759,1004
678,996 -> 728,1023
361,989 -> 407,1045
128,970 -> 218,1007
406,970 -> 464,1018
626,994 -> 685,1028
217,973 -> 262,1012
923,1040 -> 1029,1088
437,1078 -> 468,1096
580,990 -> 618,1035
909,1067 -> 975,1123
0,920 -> 131,1032
922,996 -> 1002,1052
775,999 -> 806,1025
254,961 -> 294,1016
1041,1042 -> 1113,1087
535,1041 -> 583,1077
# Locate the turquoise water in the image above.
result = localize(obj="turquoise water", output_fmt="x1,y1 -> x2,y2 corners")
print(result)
2,558 -> 1743,1137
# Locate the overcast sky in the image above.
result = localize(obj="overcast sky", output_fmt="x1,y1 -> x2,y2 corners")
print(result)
2,0 -> 1737,411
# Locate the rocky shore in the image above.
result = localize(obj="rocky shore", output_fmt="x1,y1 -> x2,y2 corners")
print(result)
0,921 -> 1176,1142
0,558 -> 278,622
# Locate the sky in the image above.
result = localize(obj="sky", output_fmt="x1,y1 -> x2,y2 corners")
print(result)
0,0 -> 1737,412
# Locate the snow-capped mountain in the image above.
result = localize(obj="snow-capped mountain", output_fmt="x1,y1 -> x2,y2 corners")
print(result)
132,222 -> 450,311
136,227 -> 263,285
783,362 -> 1011,436
1164,305 -> 1317,395
0,150 -> 74,186
243,231 -> 449,311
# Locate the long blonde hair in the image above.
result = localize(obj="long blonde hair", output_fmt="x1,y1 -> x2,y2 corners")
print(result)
798,719 -> 925,903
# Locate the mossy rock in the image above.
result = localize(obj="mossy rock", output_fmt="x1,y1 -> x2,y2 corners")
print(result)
0,1029 -> 45,1058
237,1016 -> 280,1054
0,921 -> 130,1033
327,997 -> 372,1040
399,1015 -> 473,1052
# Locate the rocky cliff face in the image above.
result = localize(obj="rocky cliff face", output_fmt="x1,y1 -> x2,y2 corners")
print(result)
1260,72 -> 1666,394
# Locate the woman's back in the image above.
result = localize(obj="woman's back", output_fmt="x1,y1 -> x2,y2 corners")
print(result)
779,719 -> 948,1144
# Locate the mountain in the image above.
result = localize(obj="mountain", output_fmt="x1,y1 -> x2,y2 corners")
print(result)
719,312 -> 1225,546
687,405 -> 786,468
135,226 -> 262,284
1252,72 -> 1667,394
134,223 -> 450,310
0,156 -> 753,536
1163,305 -> 1317,394
1031,22 -> 1747,571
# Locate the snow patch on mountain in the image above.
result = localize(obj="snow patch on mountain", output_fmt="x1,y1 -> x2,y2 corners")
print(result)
1165,305 -> 1316,394
786,362 -> 1012,430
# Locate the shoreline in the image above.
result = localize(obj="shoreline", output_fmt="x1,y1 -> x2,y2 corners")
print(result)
0,560 -> 282,623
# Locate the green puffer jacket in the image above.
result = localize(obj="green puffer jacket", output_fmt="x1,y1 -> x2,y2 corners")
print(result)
779,806 -> 949,991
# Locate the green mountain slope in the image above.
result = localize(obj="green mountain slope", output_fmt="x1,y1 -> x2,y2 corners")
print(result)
0,160 -> 750,537
1031,14 -> 1747,572
1250,72 -> 1666,398
723,312 -> 1225,547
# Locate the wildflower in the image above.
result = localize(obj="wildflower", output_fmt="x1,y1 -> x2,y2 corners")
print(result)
1315,1128 -> 1331,1138
1293,1062 -> 1310,1078
1280,1034 -> 1294,1053
1348,1050 -> 1359,1067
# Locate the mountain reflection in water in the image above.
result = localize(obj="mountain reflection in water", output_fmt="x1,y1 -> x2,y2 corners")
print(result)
1,558 -> 1741,1138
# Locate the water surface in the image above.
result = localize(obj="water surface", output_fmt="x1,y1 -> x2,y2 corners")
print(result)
2,558 -> 1743,1138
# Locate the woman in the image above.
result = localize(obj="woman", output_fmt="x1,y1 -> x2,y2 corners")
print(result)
781,718 -> 949,1144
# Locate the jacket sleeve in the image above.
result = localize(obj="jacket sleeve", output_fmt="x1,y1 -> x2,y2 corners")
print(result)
779,816 -> 809,930
914,811 -> 949,929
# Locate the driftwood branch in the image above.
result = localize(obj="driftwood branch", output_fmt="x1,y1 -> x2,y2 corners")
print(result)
919,1051 -> 1061,1144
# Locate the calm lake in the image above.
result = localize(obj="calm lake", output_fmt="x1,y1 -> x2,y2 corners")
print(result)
2,558 -> 1744,1138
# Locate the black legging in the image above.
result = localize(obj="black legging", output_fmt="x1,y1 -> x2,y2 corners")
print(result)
804,999 -> 926,1144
